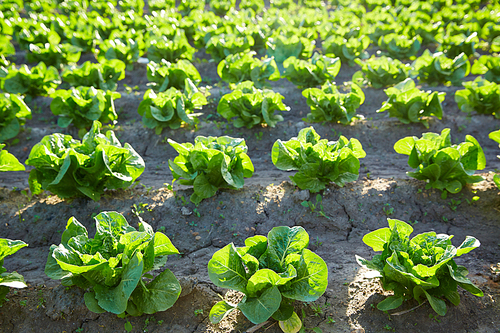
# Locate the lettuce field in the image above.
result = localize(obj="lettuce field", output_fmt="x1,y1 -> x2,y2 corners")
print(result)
1,0 -> 500,332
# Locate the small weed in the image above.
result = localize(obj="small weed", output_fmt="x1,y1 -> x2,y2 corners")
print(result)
301,194 -> 330,219
466,196 -> 480,205
408,220 -> 419,226
189,221 -> 197,227
442,216 -> 449,222
429,313 -> 441,323
384,324 -> 394,331
383,203 -> 394,216
178,195 -> 188,206
143,317 -> 153,331
19,300 -> 27,306
37,290 -> 45,309
157,320 -> 164,325
193,208 -> 201,217
254,131 -> 263,141
124,320 -> 133,332
33,215 -> 40,222
448,199 -> 461,211
21,190 -> 33,201
219,213 -> 225,219
132,203 -> 149,218
194,309 -> 204,316
314,236 -> 323,248
309,302 -> 330,317
75,328 -> 83,333
158,226 -> 166,233
141,183 -> 153,195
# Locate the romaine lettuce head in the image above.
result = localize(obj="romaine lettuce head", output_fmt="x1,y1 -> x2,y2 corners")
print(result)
208,226 -> 327,325
357,218 -> 483,316
272,127 -> 366,192
26,121 -> 145,200
168,135 -> 254,204
45,211 -> 180,316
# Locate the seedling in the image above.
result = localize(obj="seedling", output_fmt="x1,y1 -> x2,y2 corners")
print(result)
301,194 -> 330,219
131,203 -> 149,219
194,309 -> 204,316
449,199 -> 461,211
383,203 -> 394,216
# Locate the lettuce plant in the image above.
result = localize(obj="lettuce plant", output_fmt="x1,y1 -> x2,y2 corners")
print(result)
0,35 -> 15,57
378,33 -> 422,59
138,80 -> 207,134
45,211 -> 181,316
96,38 -> 142,65
240,0 -> 264,12
62,60 -> 126,91
146,31 -> 196,63
208,226 -> 327,329
217,51 -> 280,88
16,22 -> 61,50
210,0 -> 235,15
206,34 -> 255,62
377,78 -> 445,128
322,35 -> 370,66
272,127 -> 366,192
302,82 -> 365,124
27,43 -> 81,68
149,0 -> 175,10
50,86 -> 121,130
481,21 -> 500,44
266,35 -> 315,63
168,136 -> 254,204
0,93 -> 31,142
471,55 -> 500,84
0,144 -> 24,171
0,238 -> 28,306
217,81 -> 289,129
356,218 -> 483,316
147,60 -> 201,92
403,21 -> 443,45
438,33 -> 479,58
353,56 -> 410,89
283,53 -> 341,88
455,77 -> 500,118
2,62 -> 61,97
178,0 -> 205,15
411,50 -> 470,86
26,121 -> 145,200
394,128 -> 485,198
489,129 -> 500,189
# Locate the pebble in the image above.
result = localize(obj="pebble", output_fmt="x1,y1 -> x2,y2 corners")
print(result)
181,207 -> 192,215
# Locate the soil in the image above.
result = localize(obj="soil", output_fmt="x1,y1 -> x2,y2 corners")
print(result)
1,44 -> 500,333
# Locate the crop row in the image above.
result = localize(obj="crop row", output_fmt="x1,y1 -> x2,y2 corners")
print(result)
2,123 -> 500,204
1,0 -> 499,66
2,61 -> 500,141
0,211 -> 485,333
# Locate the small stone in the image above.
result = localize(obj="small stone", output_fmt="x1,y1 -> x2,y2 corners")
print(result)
181,207 -> 192,215
195,236 -> 201,240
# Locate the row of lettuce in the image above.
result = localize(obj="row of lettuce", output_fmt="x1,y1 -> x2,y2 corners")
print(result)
1,0 -> 500,69
0,212 -> 485,331
2,54 -> 500,143
1,123 -> 499,205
